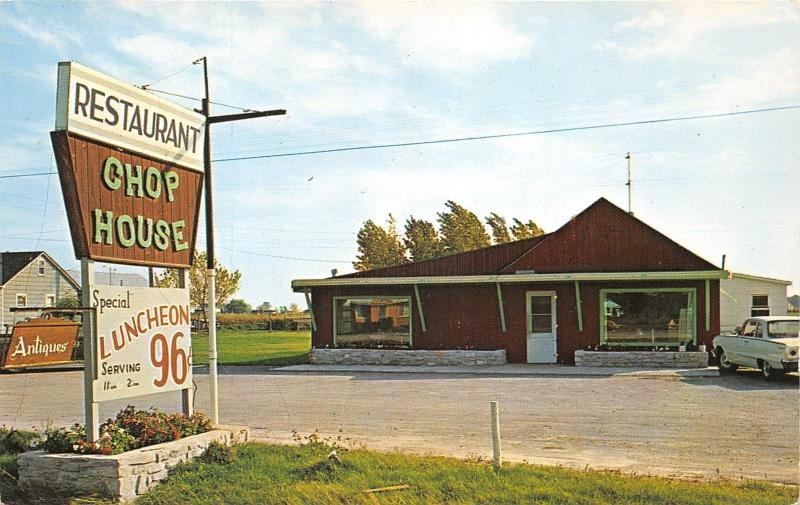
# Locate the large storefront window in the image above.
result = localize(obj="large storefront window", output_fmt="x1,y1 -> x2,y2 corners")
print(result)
334,297 -> 411,348
601,289 -> 696,346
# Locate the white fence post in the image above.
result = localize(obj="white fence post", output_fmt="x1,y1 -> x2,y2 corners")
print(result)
490,401 -> 502,470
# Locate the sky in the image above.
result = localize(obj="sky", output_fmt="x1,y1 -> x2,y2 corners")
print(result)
1,2 -> 799,308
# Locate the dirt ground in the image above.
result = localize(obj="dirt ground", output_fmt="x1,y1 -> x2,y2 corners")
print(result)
1,366 -> 797,483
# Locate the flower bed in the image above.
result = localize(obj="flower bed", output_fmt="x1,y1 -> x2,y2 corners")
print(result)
41,406 -> 212,455
311,348 -> 507,366
575,350 -> 709,368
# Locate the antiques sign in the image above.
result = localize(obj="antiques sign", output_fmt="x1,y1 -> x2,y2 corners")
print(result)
2,317 -> 79,369
92,285 -> 191,402
52,61 -> 204,268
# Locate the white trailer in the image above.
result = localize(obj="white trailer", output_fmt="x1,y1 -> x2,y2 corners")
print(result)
720,273 -> 791,333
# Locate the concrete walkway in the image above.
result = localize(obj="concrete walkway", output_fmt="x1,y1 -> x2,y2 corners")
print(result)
276,363 -> 720,377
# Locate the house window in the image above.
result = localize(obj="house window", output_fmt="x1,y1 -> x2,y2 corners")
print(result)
38,259 -> 46,276
334,297 -> 411,348
601,289 -> 696,346
751,295 -> 770,317
16,294 -> 27,307
45,294 -> 56,307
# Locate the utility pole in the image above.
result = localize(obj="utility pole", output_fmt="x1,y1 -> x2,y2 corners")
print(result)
194,56 -> 285,425
625,152 -> 633,216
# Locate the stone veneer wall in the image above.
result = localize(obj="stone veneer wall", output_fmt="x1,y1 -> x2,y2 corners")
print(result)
311,348 -> 506,366
574,350 -> 709,368
18,425 -> 249,503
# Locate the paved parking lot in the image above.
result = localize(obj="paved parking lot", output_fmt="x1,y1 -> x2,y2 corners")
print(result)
1,367 -> 797,483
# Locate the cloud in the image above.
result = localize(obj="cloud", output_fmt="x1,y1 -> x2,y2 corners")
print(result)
2,14 -> 81,52
596,4 -> 798,60
352,3 -> 535,72
625,46 -> 800,116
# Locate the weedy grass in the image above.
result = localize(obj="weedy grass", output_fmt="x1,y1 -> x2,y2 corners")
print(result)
190,329 -> 310,366
135,442 -> 798,505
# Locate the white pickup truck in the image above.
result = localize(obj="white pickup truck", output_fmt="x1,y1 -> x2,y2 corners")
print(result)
713,316 -> 799,380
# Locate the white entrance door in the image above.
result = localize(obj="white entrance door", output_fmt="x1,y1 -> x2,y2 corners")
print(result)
526,291 -> 557,363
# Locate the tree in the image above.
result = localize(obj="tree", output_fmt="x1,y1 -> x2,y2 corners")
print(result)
404,216 -> 444,261
224,298 -> 251,313
155,250 -> 242,323
353,215 -> 408,271
288,302 -> 301,313
510,218 -> 545,240
437,200 -> 490,254
53,292 -> 80,320
485,212 -> 512,245
55,292 -> 79,309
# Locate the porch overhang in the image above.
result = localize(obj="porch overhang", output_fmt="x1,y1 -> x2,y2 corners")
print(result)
292,270 -> 728,291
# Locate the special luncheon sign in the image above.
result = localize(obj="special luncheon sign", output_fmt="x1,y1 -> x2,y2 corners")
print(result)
93,285 -> 191,402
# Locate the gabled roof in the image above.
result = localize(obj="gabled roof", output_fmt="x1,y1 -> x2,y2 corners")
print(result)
336,197 -> 717,280
1,251 -> 45,285
1,251 -> 81,290
341,233 -> 549,278
500,198 -> 718,273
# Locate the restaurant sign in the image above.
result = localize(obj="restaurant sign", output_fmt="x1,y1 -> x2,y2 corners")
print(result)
55,61 -> 204,171
92,285 -> 191,402
52,61 -> 204,268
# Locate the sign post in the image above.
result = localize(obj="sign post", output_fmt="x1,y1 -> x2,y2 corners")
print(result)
194,56 -> 285,425
178,269 -> 193,416
81,259 -> 99,442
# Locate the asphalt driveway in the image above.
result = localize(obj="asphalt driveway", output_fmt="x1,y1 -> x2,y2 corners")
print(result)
1,366 -> 797,483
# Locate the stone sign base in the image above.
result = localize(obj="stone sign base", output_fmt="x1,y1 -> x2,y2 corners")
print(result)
18,425 -> 249,503
574,350 -> 709,368
311,348 -> 506,366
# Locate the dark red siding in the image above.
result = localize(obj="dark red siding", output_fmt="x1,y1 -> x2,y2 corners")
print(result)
310,279 -> 721,364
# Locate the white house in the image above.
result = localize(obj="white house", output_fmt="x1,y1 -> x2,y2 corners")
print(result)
720,273 -> 791,333
0,251 -> 81,334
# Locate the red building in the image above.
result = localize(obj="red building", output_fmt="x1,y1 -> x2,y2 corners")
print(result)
292,198 -> 724,364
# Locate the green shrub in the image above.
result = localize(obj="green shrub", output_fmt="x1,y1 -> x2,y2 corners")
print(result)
215,313 -> 308,330
199,441 -> 233,464
41,424 -> 83,454
0,428 -> 40,453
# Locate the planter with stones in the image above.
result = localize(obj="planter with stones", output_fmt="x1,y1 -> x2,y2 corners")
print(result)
17,425 -> 249,503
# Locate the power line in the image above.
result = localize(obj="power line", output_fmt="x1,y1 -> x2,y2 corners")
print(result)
140,62 -> 197,89
3,103 -> 798,181
143,87 -> 261,112
0,171 -> 57,180
212,104 -> 800,163
219,246 -> 350,263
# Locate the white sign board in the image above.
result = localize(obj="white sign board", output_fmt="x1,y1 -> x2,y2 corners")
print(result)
55,61 -> 205,172
92,285 -> 192,402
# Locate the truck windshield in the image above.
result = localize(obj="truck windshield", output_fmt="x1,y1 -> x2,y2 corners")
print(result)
767,321 -> 800,339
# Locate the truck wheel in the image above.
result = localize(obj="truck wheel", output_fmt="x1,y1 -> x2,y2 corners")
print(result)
761,361 -> 782,381
717,348 -> 738,374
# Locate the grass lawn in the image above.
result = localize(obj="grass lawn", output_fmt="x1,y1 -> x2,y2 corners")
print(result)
134,443 -> 796,505
191,329 -> 310,366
